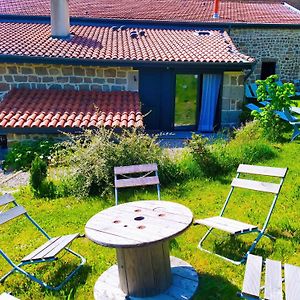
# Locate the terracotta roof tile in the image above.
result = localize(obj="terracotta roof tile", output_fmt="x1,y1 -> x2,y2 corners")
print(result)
0,0 -> 299,24
0,88 -> 143,130
0,22 -> 254,64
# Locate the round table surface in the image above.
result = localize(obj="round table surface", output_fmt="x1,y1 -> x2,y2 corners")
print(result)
85,200 -> 193,248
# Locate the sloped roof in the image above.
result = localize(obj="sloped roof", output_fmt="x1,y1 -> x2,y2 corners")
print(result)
0,88 -> 143,130
0,22 -> 254,65
1,0 -> 300,25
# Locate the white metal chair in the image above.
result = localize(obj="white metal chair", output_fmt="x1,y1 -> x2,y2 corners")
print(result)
114,163 -> 161,205
238,254 -> 300,300
0,194 -> 86,290
194,164 -> 288,265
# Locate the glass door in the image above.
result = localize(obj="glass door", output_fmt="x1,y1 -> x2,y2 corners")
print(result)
174,74 -> 199,130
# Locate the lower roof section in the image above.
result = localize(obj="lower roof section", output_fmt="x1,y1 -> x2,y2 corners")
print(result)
0,88 -> 143,132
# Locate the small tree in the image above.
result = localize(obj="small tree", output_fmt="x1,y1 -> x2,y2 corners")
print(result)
30,156 -> 48,197
252,75 -> 296,141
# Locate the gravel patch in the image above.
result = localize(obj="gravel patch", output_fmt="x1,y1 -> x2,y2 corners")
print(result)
0,170 -> 29,189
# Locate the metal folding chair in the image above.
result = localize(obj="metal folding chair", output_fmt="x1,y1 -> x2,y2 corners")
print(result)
114,163 -> 161,206
0,194 -> 86,291
194,164 -> 288,265
238,254 -> 300,300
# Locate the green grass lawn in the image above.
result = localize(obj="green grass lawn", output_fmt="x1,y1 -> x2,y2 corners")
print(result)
1,141 -> 300,299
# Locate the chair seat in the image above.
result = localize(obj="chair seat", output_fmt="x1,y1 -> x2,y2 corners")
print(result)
194,216 -> 258,234
22,233 -> 79,262
240,254 -> 300,300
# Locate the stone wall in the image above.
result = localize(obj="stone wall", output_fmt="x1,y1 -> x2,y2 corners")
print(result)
221,72 -> 244,128
0,63 -> 139,99
230,28 -> 300,82
6,133 -> 66,147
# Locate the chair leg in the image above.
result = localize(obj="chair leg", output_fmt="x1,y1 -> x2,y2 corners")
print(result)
157,184 -> 161,201
291,126 -> 300,142
263,232 -> 276,240
1,249 -> 86,291
0,268 -> 16,283
197,227 -> 249,265
115,188 -> 118,206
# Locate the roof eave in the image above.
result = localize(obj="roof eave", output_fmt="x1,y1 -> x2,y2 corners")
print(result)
0,55 -> 255,70
1,14 -> 300,29
0,126 -> 143,135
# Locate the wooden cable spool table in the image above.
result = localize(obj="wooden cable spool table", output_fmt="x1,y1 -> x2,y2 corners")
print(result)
85,200 -> 198,299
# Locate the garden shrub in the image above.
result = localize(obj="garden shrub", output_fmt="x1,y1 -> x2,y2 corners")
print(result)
187,134 -> 222,178
3,139 -> 56,171
30,156 -> 56,198
222,121 -> 276,169
51,128 -> 183,197
252,75 -> 296,142
30,156 -> 46,196
188,121 -> 276,177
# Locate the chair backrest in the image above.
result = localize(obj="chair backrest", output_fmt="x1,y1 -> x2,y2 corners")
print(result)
222,164 -> 287,231
114,163 -> 160,205
0,194 -> 26,226
234,164 -> 287,193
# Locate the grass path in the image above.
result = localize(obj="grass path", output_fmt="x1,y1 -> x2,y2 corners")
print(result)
0,141 -> 299,299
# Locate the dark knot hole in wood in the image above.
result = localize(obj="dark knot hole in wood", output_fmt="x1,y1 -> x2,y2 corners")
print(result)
137,225 -> 145,229
158,213 -> 165,217
113,220 -> 121,224
134,216 -> 144,221
134,209 -> 142,212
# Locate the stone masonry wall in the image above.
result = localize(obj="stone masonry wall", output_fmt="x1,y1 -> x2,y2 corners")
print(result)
6,133 -> 66,147
230,28 -> 300,82
0,63 -> 139,100
221,71 -> 244,128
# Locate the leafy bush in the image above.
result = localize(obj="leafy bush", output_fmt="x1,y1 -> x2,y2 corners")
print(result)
51,128 -> 182,197
252,75 -> 296,141
30,156 -> 56,198
187,134 -> 221,177
30,156 -> 47,196
188,122 -> 276,177
3,140 -> 55,171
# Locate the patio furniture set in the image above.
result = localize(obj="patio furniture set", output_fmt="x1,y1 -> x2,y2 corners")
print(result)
0,163 -> 299,299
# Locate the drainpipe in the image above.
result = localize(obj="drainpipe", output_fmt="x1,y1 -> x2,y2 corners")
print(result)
50,0 -> 70,38
244,61 -> 257,82
213,0 -> 220,19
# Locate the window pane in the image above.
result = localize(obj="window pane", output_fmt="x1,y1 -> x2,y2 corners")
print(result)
175,74 -> 198,127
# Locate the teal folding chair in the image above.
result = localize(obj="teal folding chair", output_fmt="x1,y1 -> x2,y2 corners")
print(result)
282,109 -> 300,141
0,194 -> 86,291
238,254 -> 300,299
194,164 -> 288,265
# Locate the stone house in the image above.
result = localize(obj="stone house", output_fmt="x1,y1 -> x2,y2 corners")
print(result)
0,0 -> 299,146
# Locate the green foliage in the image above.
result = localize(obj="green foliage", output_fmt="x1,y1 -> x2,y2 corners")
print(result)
52,128 -> 182,197
29,156 -> 56,198
188,122 -> 276,177
187,134 -> 221,177
29,156 -> 47,196
252,75 -> 296,141
1,141 -> 299,300
3,140 -> 55,171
